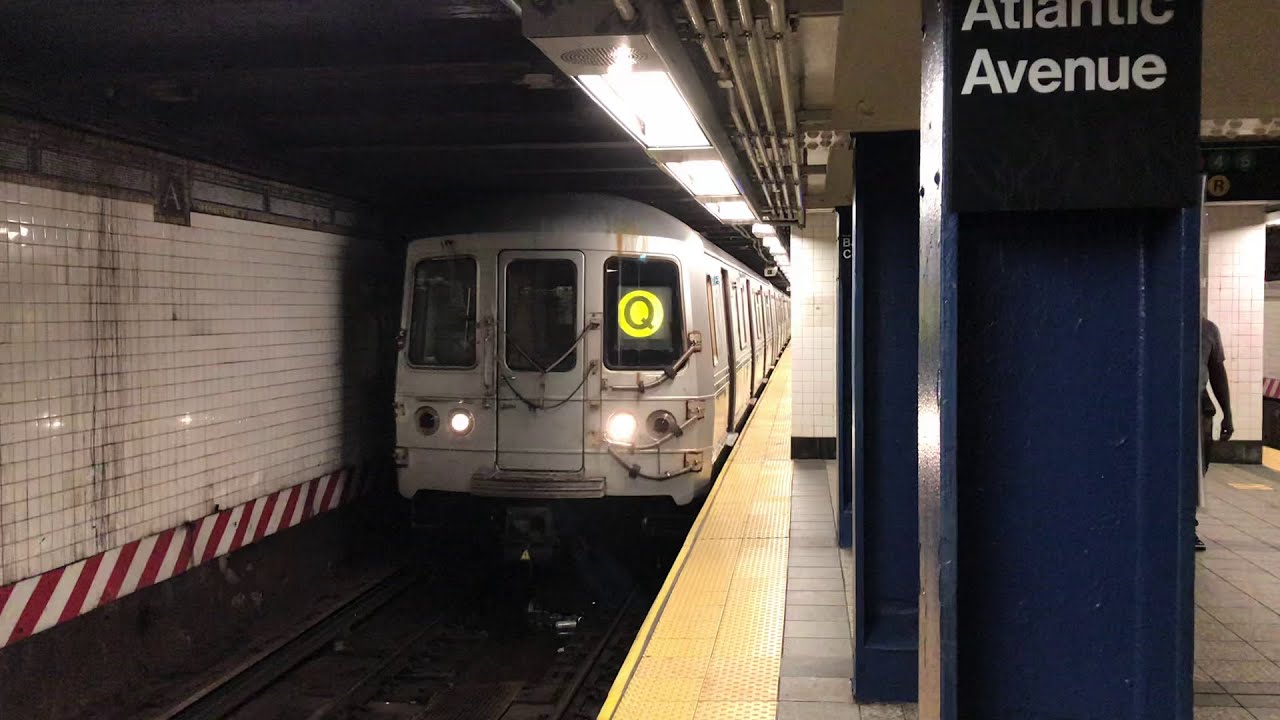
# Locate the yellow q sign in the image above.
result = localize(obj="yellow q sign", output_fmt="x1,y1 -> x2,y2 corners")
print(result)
618,289 -> 665,339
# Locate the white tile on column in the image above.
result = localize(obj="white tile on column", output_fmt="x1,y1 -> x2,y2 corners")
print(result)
1205,204 -> 1267,441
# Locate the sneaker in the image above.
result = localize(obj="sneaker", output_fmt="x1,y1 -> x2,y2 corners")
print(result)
1195,535 -> 1207,552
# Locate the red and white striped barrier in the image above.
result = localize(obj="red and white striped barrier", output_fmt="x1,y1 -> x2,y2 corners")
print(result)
1265,378 -> 1280,401
0,465 -> 374,650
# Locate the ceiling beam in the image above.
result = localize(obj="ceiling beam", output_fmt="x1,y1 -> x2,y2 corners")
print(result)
292,141 -> 639,154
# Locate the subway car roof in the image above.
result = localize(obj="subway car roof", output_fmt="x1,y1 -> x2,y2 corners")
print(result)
404,193 -> 783,292
406,193 -> 703,245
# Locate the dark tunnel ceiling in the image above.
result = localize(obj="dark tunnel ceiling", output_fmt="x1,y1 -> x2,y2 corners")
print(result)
0,0 -> 780,276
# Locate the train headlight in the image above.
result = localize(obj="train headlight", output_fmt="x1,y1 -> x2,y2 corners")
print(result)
606,412 -> 638,444
447,408 -> 474,436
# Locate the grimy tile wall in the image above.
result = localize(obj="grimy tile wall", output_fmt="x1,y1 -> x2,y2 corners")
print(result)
789,210 -> 838,441
1205,204 -> 1267,442
0,181 -> 393,586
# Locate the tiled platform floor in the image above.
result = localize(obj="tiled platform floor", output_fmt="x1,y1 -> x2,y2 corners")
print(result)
605,349 -> 1280,718
601,352 -> 916,720
1195,461 -> 1280,719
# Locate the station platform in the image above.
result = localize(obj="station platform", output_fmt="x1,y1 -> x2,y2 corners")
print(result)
1194,461 -> 1280,718
600,352 -> 917,720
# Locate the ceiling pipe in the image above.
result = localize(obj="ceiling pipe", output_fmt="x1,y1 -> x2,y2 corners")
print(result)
706,0 -> 773,215
736,0 -> 792,218
727,90 -> 766,185
680,0 -> 725,76
499,0 -> 521,16
613,0 -> 638,22
765,0 -> 804,223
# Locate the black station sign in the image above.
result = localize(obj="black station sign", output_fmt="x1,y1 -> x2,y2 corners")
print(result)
949,0 -> 1201,212
1203,144 -> 1280,203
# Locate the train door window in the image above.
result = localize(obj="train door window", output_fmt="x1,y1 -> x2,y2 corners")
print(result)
408,257 -> 477,368
736,284 -> 748,350
747,288 -> 757,338
604,256 -> 685,369
505,259 -> 578,372
705,275 -> 720,365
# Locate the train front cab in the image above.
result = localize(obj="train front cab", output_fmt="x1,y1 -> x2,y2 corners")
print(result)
395,234 -> 743,518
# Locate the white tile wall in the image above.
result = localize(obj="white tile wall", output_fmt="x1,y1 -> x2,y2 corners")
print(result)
0,181 -> 365,585
1205,204 -> 1267,441
789,211 -> 839,438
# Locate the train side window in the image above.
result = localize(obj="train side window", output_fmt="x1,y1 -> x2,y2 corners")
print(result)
506,259 -> 578,372
408,257 -> 477,368
604,256 -> 684,369
705,275 -> 719,365
735,284 -> 747,350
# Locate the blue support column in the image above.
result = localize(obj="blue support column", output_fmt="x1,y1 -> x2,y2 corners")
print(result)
851,132 -> 920,703
918,2 -> 1201,718
837,205 -> 854,549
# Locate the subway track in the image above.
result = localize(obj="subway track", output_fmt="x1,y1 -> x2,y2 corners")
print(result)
152,525 -> 669,720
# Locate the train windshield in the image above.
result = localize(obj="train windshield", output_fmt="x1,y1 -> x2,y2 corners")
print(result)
604,256 -> 684,369
506,259 -> 579,372
408,257 -> 476,367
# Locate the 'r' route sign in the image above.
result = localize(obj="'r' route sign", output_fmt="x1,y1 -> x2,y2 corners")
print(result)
949,0 -> 1201,212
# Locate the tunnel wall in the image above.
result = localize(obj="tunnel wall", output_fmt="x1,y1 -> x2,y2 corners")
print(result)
0,118 -> 397,648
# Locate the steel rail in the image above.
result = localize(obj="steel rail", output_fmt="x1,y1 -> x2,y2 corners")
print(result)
156,566 -> 417,720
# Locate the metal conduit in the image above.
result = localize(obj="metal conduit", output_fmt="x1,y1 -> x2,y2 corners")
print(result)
727,91 -> 766,185
680,0 -> 724,76
735,0 -> 792,217
707,0 -> 778,201
613,0 -> 638,22
765,0 -> 805,220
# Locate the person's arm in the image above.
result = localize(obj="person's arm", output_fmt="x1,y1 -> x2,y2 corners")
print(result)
1209,359 -> 1234,440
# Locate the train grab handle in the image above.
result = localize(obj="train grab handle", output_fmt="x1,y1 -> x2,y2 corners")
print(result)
603,331 -> 703,394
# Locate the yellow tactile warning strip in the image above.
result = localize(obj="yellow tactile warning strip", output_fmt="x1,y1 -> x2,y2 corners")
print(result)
1263,446 -> 1280,474
601,351 -> 793,720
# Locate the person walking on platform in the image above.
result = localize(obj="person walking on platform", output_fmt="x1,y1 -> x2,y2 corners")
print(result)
1199,318 -> 1234,552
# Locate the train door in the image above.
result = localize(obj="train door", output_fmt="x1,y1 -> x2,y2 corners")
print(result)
753,289 -> 765,387
720,267 -> 737,431
746,280 -> 760,392
706,272 -> 730,448
764,294 -> 773,366
496,250 -> 586,472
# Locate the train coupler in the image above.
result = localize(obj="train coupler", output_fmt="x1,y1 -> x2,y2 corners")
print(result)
503,506 -> 558,564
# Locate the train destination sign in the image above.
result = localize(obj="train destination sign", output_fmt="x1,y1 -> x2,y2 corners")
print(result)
618,289 -> 665,339
949,0 -> 1200,212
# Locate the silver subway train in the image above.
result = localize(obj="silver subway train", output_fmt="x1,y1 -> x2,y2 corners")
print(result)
393,194 -> 789,509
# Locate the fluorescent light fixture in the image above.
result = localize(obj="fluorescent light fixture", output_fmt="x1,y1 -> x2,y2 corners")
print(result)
664,160 -> 740,196
703,199 -> 756,223
752,223 -> 777,237
769,245 -> 786,257
775,258 -> 790,268
578,70 -> 711,150
763,236 -> 783,251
